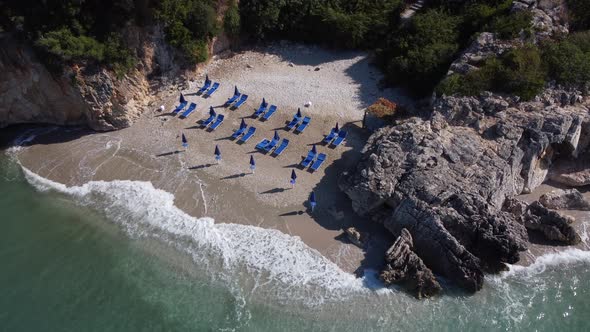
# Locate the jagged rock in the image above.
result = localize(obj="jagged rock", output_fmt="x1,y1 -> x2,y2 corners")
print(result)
503,197 -> 529,221
344,227 -> 367,248
380,229 -> 441,299
341,89 -> 590,291
524,201 -> 581,245
539,189 -> 590,211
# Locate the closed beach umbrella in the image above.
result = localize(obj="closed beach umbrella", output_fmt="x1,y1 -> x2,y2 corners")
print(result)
180,93 -> 186,104
262,98 -> 267,106
214,145 -> 221,162
181,133 -> 188,148
234,86 -> 239,96
250,155 -> 256,173
273,130 -> 280,141
290,170 -> 297,187
309,192 -> 316,212
311,144 -> 317,154
209,106 -> 216,116
335,122 -> 339,132
296,108 -> 302,118
240,118 -> 247,129
205,74 -> 209,83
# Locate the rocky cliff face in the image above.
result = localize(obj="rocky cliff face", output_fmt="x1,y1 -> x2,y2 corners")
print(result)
0,25 -> 202,131
340,91 -> 589,292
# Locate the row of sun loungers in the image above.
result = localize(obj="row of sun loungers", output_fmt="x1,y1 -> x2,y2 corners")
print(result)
256,137 -> 290,156
232,126 -> 256,143
197,76 -> 220,97
202,114 -> 224,130
300,148 -> 326,171
323,128 -> 347,147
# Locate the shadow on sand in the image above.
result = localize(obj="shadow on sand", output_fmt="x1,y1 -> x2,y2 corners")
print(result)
298,121 -> 394,276
156,150 -> 183,157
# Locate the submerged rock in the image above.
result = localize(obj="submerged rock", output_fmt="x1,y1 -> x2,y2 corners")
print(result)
524,202 -> 581,245
380,229 -> 441,299
539,189 -> 590,211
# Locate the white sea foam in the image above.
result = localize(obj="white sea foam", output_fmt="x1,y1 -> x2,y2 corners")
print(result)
21,166 -> 369,306
501,249 -> 590,279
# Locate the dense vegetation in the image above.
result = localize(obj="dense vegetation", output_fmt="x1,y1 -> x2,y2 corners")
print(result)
0,0 -> 219,72
438,31 -> 590,100
1,0 -> 589,98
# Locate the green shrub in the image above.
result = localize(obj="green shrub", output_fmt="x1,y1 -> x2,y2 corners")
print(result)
489,10 -> 533,40
36,28 -> 105,62
224,0 -> 241,37
383,9 -> 460,95
543,32 -> 590,86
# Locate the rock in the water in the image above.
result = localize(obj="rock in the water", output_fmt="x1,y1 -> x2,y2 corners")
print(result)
539,189 -> 590,211
344,227 -> 367,248
380,229 -> 441,299
524,202 -> 581,245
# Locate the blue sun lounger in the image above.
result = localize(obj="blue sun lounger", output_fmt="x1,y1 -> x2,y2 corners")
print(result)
263,137 -> 280,153
300,150 -> 316,168
262,105 -> 277,121
256,138 -> 270,150
226,92 -> 241,106
286,115 -> 301,130
295,116 -> 311,133
253,100 -> 268,117
232,94 -> 249,109
197,80 -> 211,94
323,128 -> 339,143
239,127 -> 256,143
331,130 -> 347,146
310,153 -> 326,171
180,102 -> 197,118
202,114 -> 215,127
209,114 -> 225,130
204,82 -> 219,97
231,126 -> 246,139
173,101 -> 187,114
272,138 -> 289,156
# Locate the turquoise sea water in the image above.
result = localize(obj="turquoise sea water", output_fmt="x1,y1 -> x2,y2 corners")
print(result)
2,139 -> 590,331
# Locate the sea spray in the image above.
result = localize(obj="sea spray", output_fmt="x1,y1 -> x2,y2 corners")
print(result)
21,166 -> 373,307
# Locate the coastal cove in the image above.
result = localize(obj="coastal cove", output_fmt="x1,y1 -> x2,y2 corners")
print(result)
1,40 -> 590,330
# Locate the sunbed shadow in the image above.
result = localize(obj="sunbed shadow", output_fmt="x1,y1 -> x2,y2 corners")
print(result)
260,187 -> 289,194
282,163 -> 300,169
221,173 -> 247,180
188,163 -> 213,170
156,150 -> 183,157
154,112 -> 176,117
279,210 -> 305,217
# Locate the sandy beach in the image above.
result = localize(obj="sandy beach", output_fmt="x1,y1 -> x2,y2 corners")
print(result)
11,43 -> 411,273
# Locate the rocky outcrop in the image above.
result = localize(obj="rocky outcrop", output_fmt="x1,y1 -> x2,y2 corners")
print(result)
380,229 -> 441,299
0,23 -> 214,131
539,188 -> 590,210
340,89 -> 589,292
344,227 -> 367,248
524,201 -> 581,244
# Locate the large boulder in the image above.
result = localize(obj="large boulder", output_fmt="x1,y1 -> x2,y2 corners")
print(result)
539,189 -> 590,211
380,229 -> 441,299
524,201 -> 582,245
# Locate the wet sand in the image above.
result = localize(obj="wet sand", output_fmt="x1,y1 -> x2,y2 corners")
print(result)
10,44 -> 405,273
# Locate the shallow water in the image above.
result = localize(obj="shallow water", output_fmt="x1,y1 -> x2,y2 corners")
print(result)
2,141 -> 590,331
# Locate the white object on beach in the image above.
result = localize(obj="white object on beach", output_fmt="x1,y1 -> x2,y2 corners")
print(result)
159,105 -> 165,112
305,101 -> 312,107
